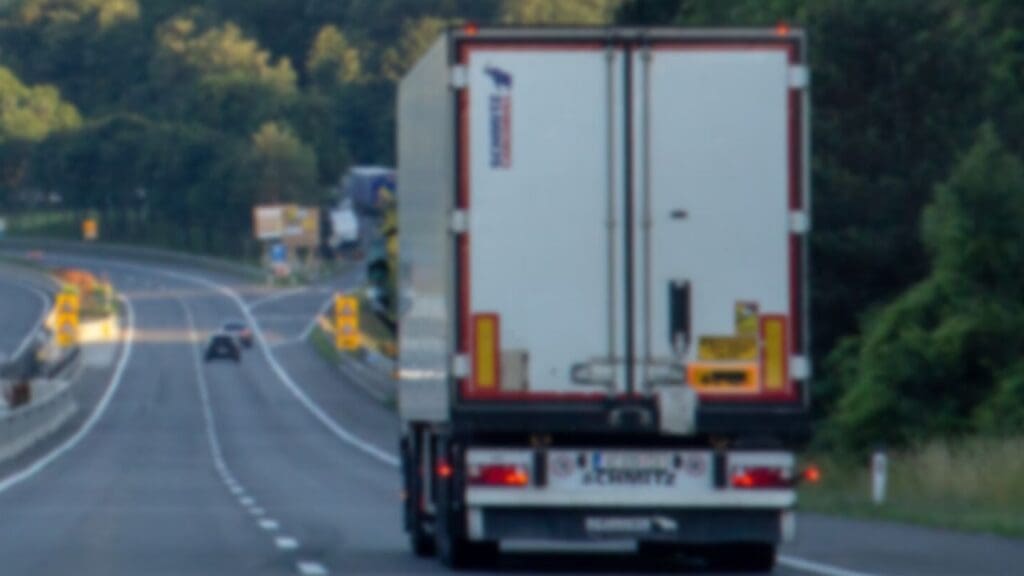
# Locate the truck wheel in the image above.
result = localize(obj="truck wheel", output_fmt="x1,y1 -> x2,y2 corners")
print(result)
401,435 -> 435,557
436,525 -> 496,570
710,543 -> 776,573
410,529 -> 435,558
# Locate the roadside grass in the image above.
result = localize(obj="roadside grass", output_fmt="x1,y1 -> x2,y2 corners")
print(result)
801,436 -> 1024,538
309,324 -> 342,366
7,210 -> 78,237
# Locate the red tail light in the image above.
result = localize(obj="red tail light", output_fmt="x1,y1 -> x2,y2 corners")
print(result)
731,467 -> 791,489
802,464 -> 822,484
469,464 -> 529,488
436,460 -> 454,479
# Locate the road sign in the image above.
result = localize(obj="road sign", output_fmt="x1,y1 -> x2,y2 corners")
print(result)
56,292 -> 80,315
55,292 -> 80,348
334,294 -> 362,351
270,242 -> 287,264
82,218 -> 99,241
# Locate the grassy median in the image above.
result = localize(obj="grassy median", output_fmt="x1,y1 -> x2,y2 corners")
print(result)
801,436 -> 1024,537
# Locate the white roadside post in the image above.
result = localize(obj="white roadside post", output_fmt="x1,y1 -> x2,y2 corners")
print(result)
871,450 -> 887,505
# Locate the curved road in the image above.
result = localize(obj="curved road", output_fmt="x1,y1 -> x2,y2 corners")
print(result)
0,252 -> 1020,575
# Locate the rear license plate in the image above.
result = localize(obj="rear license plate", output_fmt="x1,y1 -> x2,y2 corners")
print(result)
547,450 -> 710,489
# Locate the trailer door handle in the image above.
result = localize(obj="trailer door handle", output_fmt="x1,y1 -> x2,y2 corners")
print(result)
669,281 -> 691,355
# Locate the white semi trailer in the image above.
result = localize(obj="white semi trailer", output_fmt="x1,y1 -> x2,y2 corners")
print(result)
397,27 -> 812,572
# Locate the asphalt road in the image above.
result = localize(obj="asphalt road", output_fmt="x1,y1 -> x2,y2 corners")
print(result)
0,264 -> 49,362
0,251 -> 1021,575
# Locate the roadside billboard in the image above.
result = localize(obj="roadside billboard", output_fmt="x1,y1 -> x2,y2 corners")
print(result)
253,204 -> 320,247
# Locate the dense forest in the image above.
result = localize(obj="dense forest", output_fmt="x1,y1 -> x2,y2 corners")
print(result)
1,0 -> 1022,451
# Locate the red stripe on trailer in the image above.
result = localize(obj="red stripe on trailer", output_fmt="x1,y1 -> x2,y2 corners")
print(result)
787,48 -> 805,364
457,42 -> 607,53
648,42 -> 796,53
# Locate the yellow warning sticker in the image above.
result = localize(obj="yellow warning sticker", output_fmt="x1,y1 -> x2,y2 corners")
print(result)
735,302 -> 759,338
762,316 -> 788,391
687,363 -> 759,392
698,336 -> 758,362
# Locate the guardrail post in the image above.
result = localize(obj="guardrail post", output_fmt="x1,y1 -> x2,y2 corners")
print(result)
871,449 -> 887,505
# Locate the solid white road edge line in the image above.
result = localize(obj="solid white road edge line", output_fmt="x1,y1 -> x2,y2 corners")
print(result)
249,287 -> 309,311
779,555 -> 886,576
0,295 -> 135,495
301,297 -> 335,341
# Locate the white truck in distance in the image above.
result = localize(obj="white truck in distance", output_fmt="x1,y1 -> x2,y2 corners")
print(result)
397,27 -> 812,572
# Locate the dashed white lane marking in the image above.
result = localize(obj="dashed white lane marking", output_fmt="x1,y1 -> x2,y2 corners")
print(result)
275,536 -> 299,550
56,257 -> 398,468
249,507 -> 266,517
239,496 -> 255,507
0,295 -> 136,495
259,519 -> 280,531
779,555 -> 885,576
296,561 -> 328,576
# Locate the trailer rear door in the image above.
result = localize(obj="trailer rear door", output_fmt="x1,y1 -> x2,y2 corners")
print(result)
631,41 -> 808,403
459,42 -> 628,399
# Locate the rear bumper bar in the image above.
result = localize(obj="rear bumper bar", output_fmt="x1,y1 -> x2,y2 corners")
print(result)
453,400 -> 810,442
468,507 -> 786,544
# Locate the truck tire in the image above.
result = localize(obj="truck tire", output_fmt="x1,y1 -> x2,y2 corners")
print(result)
710,543 -> 776,573
436,524 -> 497,570
409,529 -> 435,558
434,438 -> 497,569
401,436 -> 435,557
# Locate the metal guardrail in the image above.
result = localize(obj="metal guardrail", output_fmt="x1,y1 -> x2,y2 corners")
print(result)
0,379 -> 77,463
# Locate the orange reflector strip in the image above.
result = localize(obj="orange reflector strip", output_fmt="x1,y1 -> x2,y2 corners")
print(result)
472,313 -> 500,390
687,363 -> 759,393
761,315 -> 788,392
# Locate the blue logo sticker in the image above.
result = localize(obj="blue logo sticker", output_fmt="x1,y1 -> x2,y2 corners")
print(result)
485,66 -> 513,169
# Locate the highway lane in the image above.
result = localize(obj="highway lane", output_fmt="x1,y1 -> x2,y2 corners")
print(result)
0,264 -> 49,362
0,270 -> 284,575
1,251 -> 1022,575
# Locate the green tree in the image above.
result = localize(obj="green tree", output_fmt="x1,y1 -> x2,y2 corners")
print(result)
243,121 -> 318,204
307,25 -> 362,88
0,66 -> 79,201
501,0 -> 621,24
380,16 -> 448,82
152,14 -> 297,94
0,67 -> 80,142
828,126 -> 1024,450
14,0 -> 139,29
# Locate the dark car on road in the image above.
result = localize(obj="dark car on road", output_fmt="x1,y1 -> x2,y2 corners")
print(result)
204,333 -> 241,363
222,320 -> 254,349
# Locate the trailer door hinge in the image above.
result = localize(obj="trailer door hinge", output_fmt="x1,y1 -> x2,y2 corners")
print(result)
450,209 -> 469,234
788,65 -> 810,90
452,354 -> 470,379
450,65 -> 468,90
789,211 -> 810,234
